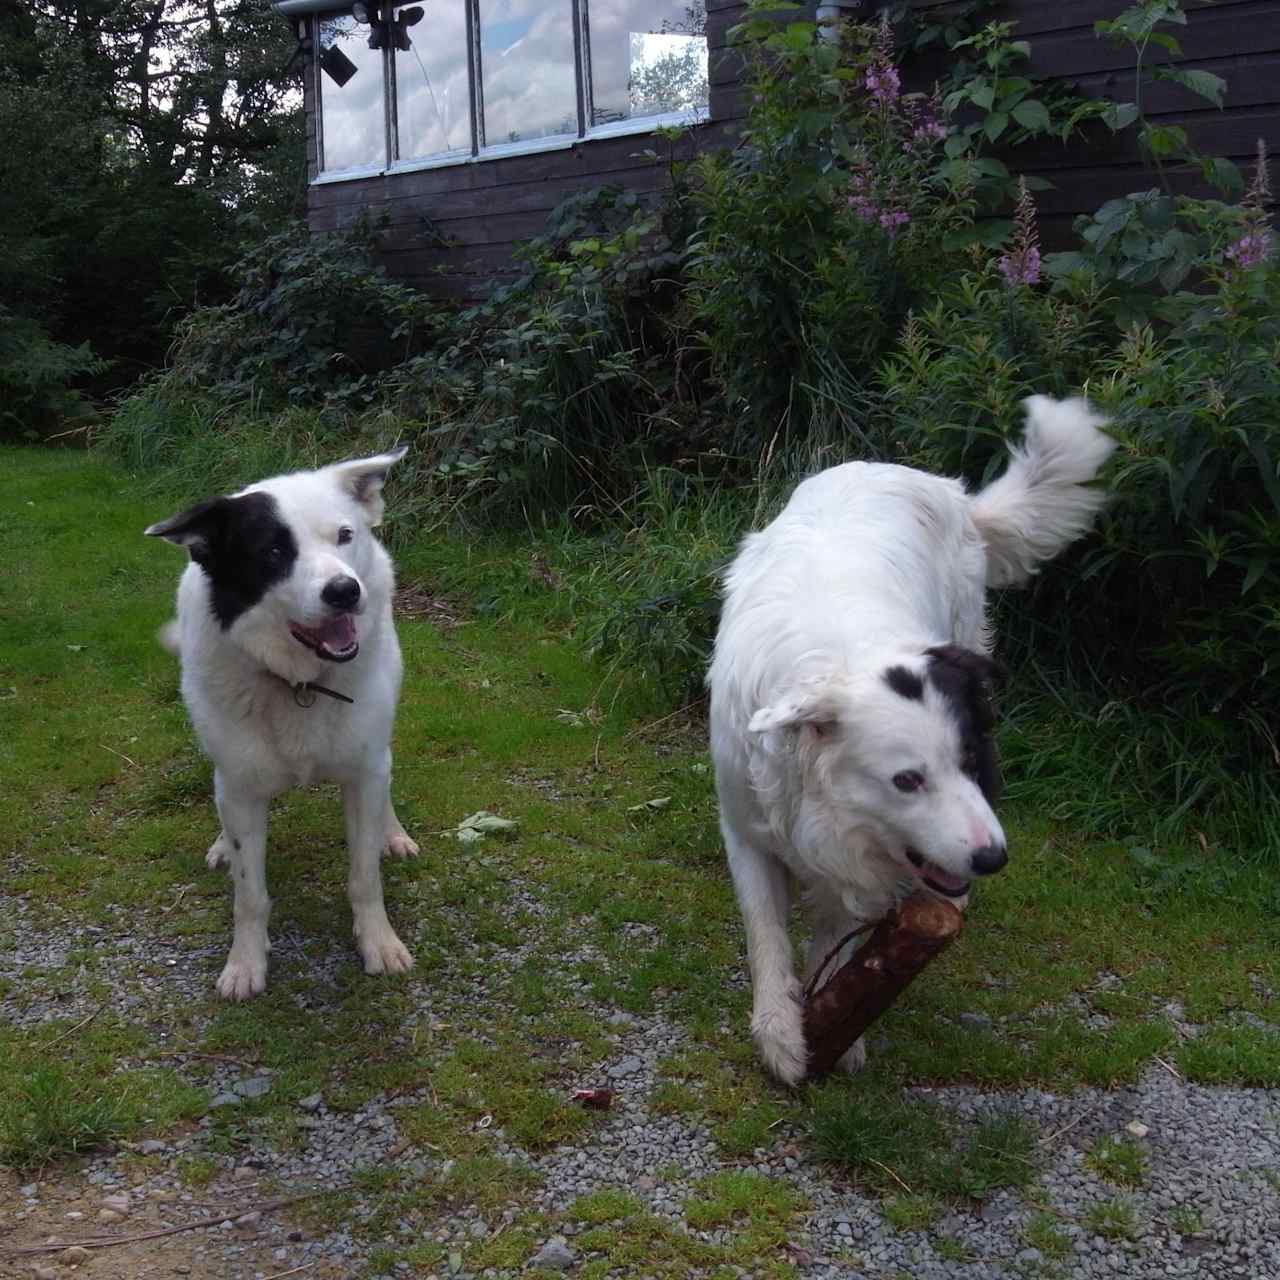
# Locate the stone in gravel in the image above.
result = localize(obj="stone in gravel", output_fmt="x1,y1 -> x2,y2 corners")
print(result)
209,1091 -> 241,1108
298,1092 -> 323,1113
233,1165 -> 256,1182
19,1183 -> 38,1197
97,1209 -> 124,1224
530,1236 -> 576,1270
32,1267 -> 58,1280
231,1076 -> 272,1099
138,1139 -> 167,1155
58,1246 -> 93,1265
608,1012 -> 635,1026
100,1193 -> 129,1215
958,1011 -> 992,1028
606,1056 -> 643,1079
1127,1120 -> 1151,1137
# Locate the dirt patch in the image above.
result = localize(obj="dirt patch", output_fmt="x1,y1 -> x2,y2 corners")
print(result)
393,583 -> 464,629
0,1166 -> 348,1280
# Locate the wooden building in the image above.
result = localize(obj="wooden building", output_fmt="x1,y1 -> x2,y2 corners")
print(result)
273,0 -> 1280,295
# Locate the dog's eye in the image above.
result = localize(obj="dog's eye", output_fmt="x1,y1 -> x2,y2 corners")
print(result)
265,545 -> 283,563
893,770 -> 925,793
337,527 -> 353,546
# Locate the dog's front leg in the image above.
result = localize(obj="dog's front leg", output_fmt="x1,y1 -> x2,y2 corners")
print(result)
343,770 -> 414,976
726,828 -> 807,1085
213,772 -> 272,1000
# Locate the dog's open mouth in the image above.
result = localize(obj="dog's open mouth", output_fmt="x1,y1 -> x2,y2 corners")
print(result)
289,614 -> 359,663
905,848 -> 970,898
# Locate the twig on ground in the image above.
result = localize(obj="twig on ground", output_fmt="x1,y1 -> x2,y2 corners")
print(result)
144,1050 -> 261,1068
263,1265 -> 314,1280
159,884 -> 191,914
1,1191 -> 329,1258
1153,1055 -> 1184,1081
39,1005 -> 104,1050
622,699 -> 705,743
866,1156 -> 914,1195
99,742 -> 140,769
1039,1102 -> 1100,1146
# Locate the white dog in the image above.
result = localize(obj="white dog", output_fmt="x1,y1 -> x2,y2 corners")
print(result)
147,447 -> 419,999
708,396 -> 1115,1084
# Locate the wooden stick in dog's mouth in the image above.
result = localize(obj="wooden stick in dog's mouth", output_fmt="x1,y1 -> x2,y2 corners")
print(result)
802,891 -> 964,1081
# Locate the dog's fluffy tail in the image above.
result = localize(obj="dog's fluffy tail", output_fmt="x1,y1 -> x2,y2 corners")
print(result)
157,620 -> 181,656
970,395 -> 1116,588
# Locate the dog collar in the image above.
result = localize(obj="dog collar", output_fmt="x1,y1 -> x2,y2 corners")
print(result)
291,680 -> 354,708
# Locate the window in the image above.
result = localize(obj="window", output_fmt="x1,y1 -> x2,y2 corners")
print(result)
315,1 -> 708,178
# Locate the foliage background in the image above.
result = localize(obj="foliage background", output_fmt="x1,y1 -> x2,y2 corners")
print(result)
4,0 -> 1278,861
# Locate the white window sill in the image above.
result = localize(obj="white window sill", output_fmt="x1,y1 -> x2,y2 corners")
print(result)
313,107 -> 706,186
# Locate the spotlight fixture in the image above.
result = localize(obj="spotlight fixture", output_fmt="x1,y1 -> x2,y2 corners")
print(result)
392,6 -> 422,50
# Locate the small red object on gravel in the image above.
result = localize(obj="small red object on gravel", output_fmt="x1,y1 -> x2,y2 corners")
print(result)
571,1088 -> 614,1110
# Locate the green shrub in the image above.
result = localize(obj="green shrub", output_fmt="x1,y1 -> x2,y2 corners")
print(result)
685,8 -> 972,450
158,215 -> 438,412
389,185 -> 689,521
0,305 -> 107,439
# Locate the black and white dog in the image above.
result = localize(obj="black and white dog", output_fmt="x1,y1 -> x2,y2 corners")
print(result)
707,396 -> 1115,1084
147,448 -> 418,999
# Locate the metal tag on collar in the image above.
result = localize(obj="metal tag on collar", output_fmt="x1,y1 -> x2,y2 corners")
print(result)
293,681 -> 354,707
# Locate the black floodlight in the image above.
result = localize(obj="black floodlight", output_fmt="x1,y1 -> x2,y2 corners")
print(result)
392,5 -> 423,48
320,42 -> 358,86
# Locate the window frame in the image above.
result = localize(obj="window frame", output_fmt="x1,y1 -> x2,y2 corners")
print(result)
311,0 -> 708,184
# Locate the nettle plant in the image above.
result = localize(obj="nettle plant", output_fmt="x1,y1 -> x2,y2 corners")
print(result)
1042,0 -> 1250,325
937,19 -> 1120,222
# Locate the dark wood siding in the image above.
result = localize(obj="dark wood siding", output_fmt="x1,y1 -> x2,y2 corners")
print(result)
305,0 -> 1280,290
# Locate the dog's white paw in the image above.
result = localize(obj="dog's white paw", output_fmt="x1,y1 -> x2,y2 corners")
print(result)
206,833 -> 233,870
216,951 -> 268,1000
751,984 -> 809,1086
356,925 -> 414,976
835,1036 -> 867,1074
385,831 -> 419,859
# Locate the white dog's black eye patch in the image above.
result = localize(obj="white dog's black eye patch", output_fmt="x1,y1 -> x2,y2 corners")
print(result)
884,665 -> 924,700
147,492 -> 298,629
924,645 -> 1002,805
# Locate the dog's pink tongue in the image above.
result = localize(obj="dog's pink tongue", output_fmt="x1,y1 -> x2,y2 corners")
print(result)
317,614 -> 356,651
926,865 -> 969,892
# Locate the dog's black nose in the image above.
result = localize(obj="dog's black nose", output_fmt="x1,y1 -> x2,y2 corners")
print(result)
970,843 -> 1008,876
321,574 -> 361,610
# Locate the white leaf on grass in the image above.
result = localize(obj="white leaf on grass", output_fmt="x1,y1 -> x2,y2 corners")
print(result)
441,810 -> 520,840
626,796 -> 671,813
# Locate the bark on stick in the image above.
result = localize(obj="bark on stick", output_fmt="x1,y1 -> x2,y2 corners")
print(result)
802,892 -> 964,1081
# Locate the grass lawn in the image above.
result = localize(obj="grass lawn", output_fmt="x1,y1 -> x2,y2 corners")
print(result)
2,445 -> 1278,1275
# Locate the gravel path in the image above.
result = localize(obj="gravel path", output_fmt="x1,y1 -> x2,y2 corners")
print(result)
4,896 -> 1278,1280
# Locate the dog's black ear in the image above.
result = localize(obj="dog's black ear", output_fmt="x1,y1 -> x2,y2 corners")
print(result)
145,498 -> 231,568
923,643 -> 1005,689
925,644 -> 1003,804
328,444 -> 408,526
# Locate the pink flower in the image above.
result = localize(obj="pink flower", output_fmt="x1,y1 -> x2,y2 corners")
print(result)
997,177 -> 1043,287
1225,230 -> 1270,270
879,209 -> 911,238
1225,140 -> 1273,272
864,64 -> 901,105
998,245 -> 1042,286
